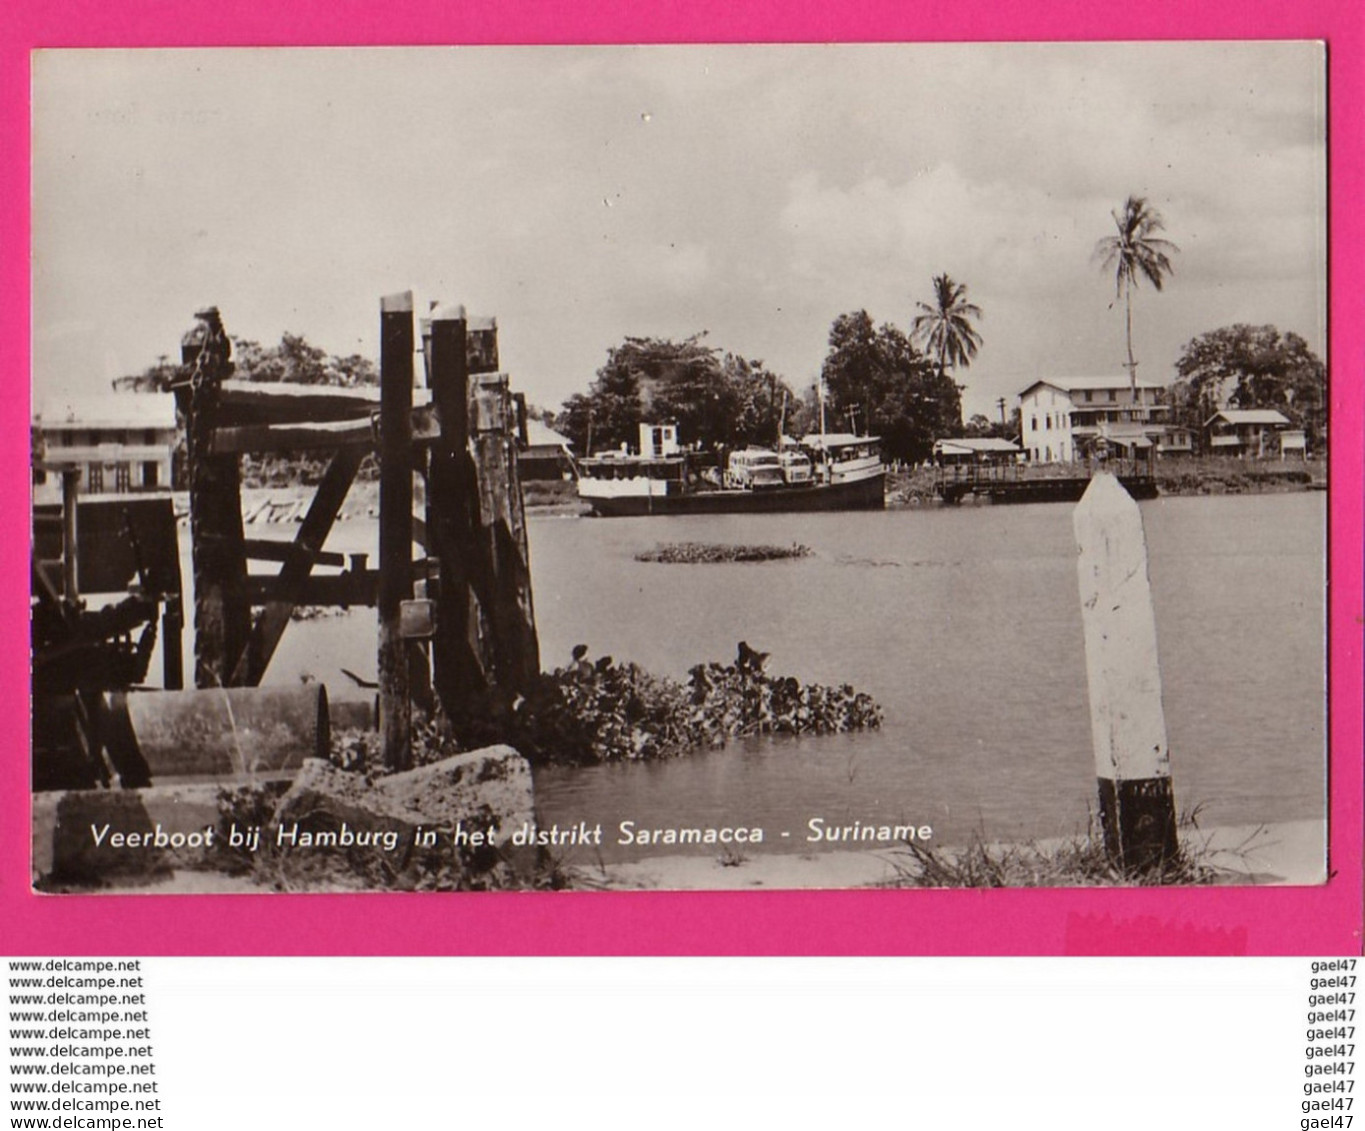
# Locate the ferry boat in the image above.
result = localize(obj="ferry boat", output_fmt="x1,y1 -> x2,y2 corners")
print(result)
575,424 -> 885,517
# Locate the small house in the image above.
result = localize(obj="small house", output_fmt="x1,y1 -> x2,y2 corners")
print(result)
932,437 -> 1021,466
518,419 -> 575,480
1204,409 -> 1293,459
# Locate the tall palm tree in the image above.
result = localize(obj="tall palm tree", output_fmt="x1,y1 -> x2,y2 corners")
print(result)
911,274 -> 984,382
1094,195 -> 1179,392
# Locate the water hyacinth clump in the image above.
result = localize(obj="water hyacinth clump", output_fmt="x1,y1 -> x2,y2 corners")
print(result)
509,643 -> 881,765
634,541 -> 812,564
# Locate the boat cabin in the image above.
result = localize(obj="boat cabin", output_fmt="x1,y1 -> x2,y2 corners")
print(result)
800,433 -> 883,485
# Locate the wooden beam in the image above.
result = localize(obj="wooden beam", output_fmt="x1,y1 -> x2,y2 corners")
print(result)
244,538 -> 346,569
216,381 -> 383,425
208,403 -> 441,455
230,447 -> 363,687
245,570 -> 378,608
378,292 -> 414,771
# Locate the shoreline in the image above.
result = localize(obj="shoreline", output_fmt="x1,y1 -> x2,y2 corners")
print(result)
571,819 -> 1326,891
169,454 -> 1327,526
122,818 -> 1325,894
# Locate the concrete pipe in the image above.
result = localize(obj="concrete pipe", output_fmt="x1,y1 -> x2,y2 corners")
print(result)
114,684 -> 330,784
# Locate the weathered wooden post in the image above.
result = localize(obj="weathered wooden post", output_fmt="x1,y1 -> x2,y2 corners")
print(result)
1073,472 -> 1180,871
423,304 -> 479,723
378,292 -> 415,771
422,306 -> 539,735
175,307 -> 250,688
60,467 -> 80,601
468,367 -> 540,695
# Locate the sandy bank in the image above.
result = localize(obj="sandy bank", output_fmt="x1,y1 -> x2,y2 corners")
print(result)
576,819 -> 1326,891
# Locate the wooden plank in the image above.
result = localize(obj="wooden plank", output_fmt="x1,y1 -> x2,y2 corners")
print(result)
378,292 -> 414,771
209,403 -> 441,455
217,381 -> 382,426
1073,472 -> 1179,871
245,571 -> 378,607
244,538 -> 346,568
230,447 -> 363,686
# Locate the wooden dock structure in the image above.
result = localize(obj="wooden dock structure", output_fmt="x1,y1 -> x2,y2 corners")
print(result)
935,461 -> 1157,505
175,299 -> 539,771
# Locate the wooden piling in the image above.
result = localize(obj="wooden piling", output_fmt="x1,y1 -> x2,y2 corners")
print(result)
176,307 -> 250,689
423,306 -> 482,720
468,370 -> 540,695
378,292 -> 415,771
1073,472 -> 1179,871
60,467 -> 79,601
423,306 -> 540,735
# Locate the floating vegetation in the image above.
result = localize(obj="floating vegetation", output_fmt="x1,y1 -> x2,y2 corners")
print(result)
507,642 -> 881,765
634,541 -> 812,564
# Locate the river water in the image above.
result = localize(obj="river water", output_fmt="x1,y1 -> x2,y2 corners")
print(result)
243,492 -> 1326,861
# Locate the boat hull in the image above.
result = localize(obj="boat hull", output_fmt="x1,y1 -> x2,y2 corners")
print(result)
583,471 -> 886,516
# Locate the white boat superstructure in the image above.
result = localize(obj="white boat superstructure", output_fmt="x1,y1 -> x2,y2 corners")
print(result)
800,433 -> 883,485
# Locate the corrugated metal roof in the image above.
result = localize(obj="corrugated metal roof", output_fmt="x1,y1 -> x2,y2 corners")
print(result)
1058,376 -> 1165,391
934,437 -> 1021,453
801,432 -> 878,448
1019,376 -> 1164,396
525,419 -> 572,448
34,393 -> 177,430
1206,409 -> 1291,426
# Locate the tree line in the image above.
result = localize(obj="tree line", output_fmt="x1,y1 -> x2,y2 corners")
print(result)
552,274 -> 981,467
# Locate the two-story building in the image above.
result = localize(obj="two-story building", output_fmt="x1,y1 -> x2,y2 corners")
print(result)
32,393 -> 178,504
1203,409 -> 1295,459
1018,377 -> 1167,463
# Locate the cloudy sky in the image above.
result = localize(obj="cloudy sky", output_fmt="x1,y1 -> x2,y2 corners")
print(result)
32,43 -> 1325,420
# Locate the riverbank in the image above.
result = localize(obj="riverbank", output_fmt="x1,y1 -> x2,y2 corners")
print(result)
179,477 -> 590,523
575,818 -> 1325,891
885,455 -> 1326,506
200,454 -> 1325,525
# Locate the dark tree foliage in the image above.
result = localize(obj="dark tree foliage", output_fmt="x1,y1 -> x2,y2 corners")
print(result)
557,335 -> 804,454
963,406 -> 1020,442
114,333 -> 379,392
820,311 -> 962,464
232,333 -> 378,387
1172,324 -> 1326,448
113,332 -> 381,488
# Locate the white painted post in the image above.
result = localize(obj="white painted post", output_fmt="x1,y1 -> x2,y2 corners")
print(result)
1073,472 -> 1179,871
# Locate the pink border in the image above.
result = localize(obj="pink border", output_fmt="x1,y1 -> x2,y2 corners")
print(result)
3,2 -> 1360,957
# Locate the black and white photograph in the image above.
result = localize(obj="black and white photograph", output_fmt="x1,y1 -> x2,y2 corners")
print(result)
29,43 -> 1328,894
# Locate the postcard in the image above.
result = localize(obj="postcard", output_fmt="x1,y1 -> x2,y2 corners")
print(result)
23,43 -> 1348,920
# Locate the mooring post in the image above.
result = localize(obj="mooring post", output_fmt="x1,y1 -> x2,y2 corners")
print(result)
421,308 -> 540,734
468,369 -> 540,695
60,467 -> 80,601
176,307 -> 250,688
423,305 -> 480,722
378,292 -> 415,771
1073,472 -> 1179,871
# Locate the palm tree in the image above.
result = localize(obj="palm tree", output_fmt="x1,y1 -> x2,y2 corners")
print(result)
1094,195 -> 1179,391
911,274 -> 984,382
